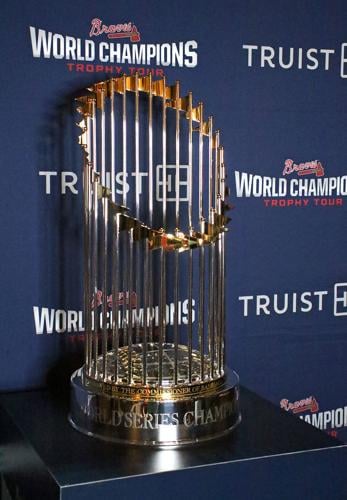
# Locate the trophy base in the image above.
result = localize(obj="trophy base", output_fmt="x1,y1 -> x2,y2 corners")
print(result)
69,367 -> 240,447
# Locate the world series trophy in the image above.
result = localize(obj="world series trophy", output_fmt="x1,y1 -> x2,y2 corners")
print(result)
69,74 -> 241,446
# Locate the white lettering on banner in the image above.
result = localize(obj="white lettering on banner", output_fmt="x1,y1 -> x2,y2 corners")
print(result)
234,171 -> 347,198
156,165 -> 189,202
239,284 -> 347,317
39,171 -> 78,195
340,43 -> 347,78
62,172 -> 78,194
239,291 -> 328,317
243,42 -> 347,79
39,171 -> 58,194
243,44 -> 336,72
234,171 -> 287,197
334,283 -> 347,316
33,307 -> 54,334
33,307 -> 84,334
300,407 -> 347,430
29,27 -> 198,68
30,27 -> 95,61
33,299 -> 195,335
39,167 -> 189,201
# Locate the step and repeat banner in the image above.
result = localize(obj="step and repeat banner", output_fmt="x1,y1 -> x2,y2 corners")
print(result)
1,0 -> 347,441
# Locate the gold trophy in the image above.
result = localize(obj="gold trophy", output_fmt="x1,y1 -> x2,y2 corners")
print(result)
69,74 -> 240,446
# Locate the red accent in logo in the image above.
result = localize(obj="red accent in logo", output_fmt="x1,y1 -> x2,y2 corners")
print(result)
91,290 -> 137,309
280,396 -> 319,414
283,159 -> 325,177
89,18 -> 140,42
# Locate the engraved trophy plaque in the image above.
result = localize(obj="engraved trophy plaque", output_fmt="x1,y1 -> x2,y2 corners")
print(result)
69,74 -> 240,446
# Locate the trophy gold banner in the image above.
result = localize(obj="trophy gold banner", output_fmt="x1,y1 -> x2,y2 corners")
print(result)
69,74 -> 240,446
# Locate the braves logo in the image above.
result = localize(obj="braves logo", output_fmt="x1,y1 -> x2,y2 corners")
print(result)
280,396 -> 319,414
91,291 -> 137,309
283,159 -> 325,177
89,18 -> 140,42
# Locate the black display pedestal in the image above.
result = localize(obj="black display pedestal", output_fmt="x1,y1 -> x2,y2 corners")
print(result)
0,386 -> 346,500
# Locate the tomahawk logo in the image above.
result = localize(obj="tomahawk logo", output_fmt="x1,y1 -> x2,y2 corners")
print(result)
280,395 -> 347,438
280,396 -> 319,414
89,18 -> 141,42
283,159 -> 325,178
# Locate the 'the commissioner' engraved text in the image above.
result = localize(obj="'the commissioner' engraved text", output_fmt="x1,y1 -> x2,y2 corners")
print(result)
84,376 -> 223,400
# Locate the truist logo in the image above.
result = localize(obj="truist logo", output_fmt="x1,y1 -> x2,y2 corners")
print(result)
280,396 -> 319,414
239,282 -> 347,317
89,18 -> 140,42
283,159 -> 325,178
242,43 -> 347,78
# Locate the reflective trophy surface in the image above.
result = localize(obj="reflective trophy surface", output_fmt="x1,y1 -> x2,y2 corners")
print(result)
69,74 -> 240,446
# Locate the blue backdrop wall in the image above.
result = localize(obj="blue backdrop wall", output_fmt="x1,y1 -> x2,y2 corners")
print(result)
1,0 -> 347,441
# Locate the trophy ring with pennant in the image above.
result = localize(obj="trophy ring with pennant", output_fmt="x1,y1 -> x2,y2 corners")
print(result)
69,74 -> 241,446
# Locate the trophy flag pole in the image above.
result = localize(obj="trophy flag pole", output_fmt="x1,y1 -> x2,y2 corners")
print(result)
127,227 -> 134,384
82,106 -> 92,374
187,91 -> 193,384
208,115 -> 216,379
198,102 -> 205,381
134,73 -> 141,345
159,76 -> 167,386
147,72 -> 154,347
112,212 -> 120,382
173,80 -> 180,385
109,80 -> 120,381
220,145 -> 226,374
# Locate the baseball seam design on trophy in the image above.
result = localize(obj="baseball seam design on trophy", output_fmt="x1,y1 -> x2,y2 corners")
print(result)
69,74 -> 240,446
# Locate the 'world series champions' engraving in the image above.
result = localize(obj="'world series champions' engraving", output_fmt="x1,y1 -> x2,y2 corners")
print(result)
87,402 -> 236,429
